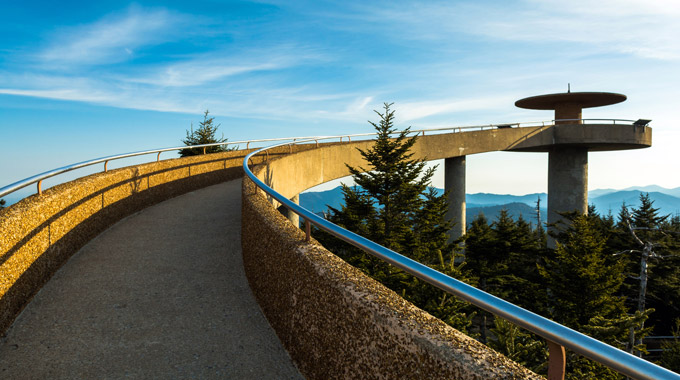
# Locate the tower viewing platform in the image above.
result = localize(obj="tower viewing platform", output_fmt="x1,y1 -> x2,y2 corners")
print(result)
514,91 -> 649,246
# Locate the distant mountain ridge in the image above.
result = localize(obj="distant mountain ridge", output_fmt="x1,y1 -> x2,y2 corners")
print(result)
590,190 -> 680,216
300,185 -> 680,223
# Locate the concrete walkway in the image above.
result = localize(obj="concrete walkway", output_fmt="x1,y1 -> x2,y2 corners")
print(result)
0,180 -> 303,379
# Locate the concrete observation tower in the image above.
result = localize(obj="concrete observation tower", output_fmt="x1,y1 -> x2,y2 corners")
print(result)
515,91 -> 643,246
443,90 -> 651,248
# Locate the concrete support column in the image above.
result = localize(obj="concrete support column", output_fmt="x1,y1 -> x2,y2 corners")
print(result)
285,194 -> 300,228
547,147 -> 588,248
445,156 -> 466,243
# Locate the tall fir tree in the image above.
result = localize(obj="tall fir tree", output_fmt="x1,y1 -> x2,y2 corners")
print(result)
539,215 -> 626,330
314,103 -> 472,331
539,214 -> 642,379
180,110 -> 233,156
614,193 -> 679,335
465,210 -> 546,342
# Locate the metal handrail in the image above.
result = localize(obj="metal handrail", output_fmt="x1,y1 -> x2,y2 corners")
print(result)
0,118 -> 638,201
242,132 -> 677,380
0,136 -> 337,199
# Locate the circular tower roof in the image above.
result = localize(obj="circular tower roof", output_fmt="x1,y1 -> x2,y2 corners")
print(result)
515,92 -> 627,110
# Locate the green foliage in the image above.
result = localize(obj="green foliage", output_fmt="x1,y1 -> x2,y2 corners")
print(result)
612,194 -> 680,335
488,317 -> 547,373
632,193 -> 669,233
179,110 -> 234,156
660,319 -> 680,373
647,256 -> 680,334
464,209 -> 547,343
314,103 -> 473,332
539,215 -> 627,329
566,355 -> 622,380
0,198 -> 5,209
460,193 -> 679,377
538,214 -> 650,378
404,249 -> 475,331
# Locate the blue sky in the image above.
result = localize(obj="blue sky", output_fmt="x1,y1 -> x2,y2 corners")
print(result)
2,0 -> 680,204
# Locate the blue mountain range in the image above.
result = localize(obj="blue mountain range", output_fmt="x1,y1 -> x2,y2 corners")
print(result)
300,186 -> 680,225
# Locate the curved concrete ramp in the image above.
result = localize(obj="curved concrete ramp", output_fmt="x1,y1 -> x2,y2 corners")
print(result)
0,180 -> 302,379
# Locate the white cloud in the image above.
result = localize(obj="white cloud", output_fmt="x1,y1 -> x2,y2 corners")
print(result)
39,6 -> 183,67
0,88 -> 113,103
128,62 -> 282,87
123,46 -> 322,87
332,0 -> 680,60
398,96 -> 514,122
473,0 -> 680,60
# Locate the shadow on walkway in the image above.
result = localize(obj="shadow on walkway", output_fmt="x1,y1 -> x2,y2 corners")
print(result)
0,179 -> 302,379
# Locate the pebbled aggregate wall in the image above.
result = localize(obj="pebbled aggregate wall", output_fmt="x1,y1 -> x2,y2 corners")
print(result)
0,149 -> 264,335
242,172 -> 542,380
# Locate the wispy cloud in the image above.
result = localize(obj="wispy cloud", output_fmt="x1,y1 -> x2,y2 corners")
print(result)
123,46 -> 325,87
0,88 -> 113,103
39,5 -> 185,67
320,0 -> 680,60
398,96 -> 515,122
127,62 -> 282,87
468,0 -> 680,60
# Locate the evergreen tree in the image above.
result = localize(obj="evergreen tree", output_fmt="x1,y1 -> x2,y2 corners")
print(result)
539,215 -> 626,329
179,110 -> 233,157
539,214 -> 640,379
465,210 -> 511,342
0,198 -> 5,209
488,317 -> 547,373
464,213 -> 497,294
615,194 -> 679,336
502,214 -> 548,314
632,193 -> 669,234
314,103 -> 472,331
466,210 -> 547,341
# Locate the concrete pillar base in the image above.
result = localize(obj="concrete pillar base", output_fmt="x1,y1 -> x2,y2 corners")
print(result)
445,156 -> 466,244
547,147 -> 588,248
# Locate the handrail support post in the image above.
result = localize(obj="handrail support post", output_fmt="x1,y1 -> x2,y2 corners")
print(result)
547,340 -> 566,380
304,218 -> 311,242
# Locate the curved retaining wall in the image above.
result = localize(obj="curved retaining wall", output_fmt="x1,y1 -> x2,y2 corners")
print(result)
0,149 -> 260,334
242,147 -> 543,379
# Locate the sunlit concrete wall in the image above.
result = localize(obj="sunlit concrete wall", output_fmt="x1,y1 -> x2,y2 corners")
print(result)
242,174 -> 542,379
0,149 -> 257,334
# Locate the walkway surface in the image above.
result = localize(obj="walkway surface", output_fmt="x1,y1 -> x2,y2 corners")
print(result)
0,179 -> 303,379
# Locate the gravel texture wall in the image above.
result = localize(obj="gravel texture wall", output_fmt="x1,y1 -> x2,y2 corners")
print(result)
242,170 -> 542,379
0,150 -> 255,335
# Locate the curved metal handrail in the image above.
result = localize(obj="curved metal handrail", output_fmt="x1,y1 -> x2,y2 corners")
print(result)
242,132 -> 677,380
0,118 -> 639,202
